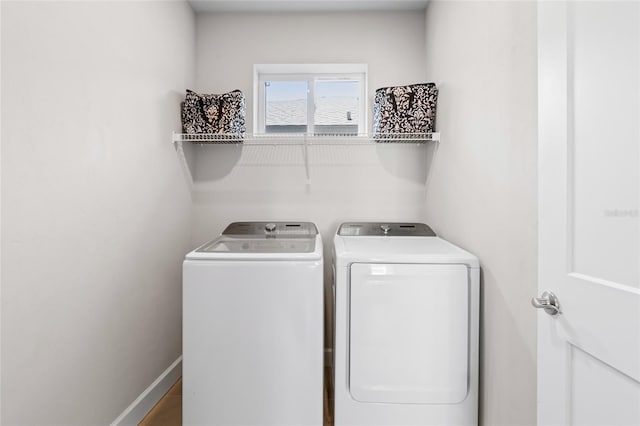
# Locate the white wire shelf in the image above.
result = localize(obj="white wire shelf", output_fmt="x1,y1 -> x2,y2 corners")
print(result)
172,132 -> 440,145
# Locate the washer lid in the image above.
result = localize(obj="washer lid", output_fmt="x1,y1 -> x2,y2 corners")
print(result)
197,236 -> 316,254
338,222 -> 436,237
185,221 -> 322,260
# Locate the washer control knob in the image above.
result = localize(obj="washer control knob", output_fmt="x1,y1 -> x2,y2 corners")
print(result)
265,223 -> 277,232
381,224 -> 390,235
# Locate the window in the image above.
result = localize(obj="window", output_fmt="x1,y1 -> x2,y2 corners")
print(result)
254,64 -> 367,135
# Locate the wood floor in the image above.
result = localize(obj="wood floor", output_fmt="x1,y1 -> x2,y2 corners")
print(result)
139,378 -> 182,425
139,367 -> 334,426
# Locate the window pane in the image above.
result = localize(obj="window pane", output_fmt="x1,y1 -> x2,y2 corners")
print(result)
314,80 -> 359,135
265,81 -> 308,133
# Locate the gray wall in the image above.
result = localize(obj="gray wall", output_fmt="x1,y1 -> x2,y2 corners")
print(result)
424,1 -> 538,425
1,1 -> 195,424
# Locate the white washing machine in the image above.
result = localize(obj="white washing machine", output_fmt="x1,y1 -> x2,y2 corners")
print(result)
183,221 -> 323,426
333,222 -> 479,426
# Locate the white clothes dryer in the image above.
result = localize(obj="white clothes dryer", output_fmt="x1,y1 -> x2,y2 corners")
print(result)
183,222 -> 323,426
333,222 -> 479,426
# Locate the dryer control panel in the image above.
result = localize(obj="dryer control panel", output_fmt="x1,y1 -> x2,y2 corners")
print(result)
338,222 -> 436,237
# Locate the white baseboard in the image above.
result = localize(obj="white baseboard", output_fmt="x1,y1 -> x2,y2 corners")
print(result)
111,356 -> 182,426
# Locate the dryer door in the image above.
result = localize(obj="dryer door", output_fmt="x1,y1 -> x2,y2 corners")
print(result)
349,263 -> 469,404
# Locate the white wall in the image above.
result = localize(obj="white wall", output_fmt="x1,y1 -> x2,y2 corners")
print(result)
192,10 -> 431,349
1,1 -> 194,424
424,1 -> 538,425
0,3 -> 539,424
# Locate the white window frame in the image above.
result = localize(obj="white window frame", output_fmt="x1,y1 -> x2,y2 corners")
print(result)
253,64 -> 368,135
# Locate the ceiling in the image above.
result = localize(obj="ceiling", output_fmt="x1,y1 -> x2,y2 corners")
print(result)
188,0 -> 430,13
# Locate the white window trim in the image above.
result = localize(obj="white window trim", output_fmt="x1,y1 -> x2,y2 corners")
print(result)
253,64 -> 368,135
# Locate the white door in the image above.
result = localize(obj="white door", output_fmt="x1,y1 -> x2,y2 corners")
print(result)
537,1 -> 640,425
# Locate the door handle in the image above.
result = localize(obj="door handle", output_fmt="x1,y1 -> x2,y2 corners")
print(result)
531,291 -> 561,315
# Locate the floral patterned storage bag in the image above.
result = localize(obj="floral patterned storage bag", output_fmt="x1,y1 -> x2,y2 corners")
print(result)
181,89 -> 246,136
373,83 -> 438,138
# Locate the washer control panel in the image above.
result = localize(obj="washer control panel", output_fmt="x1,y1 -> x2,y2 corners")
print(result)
222,221 -> 318,237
